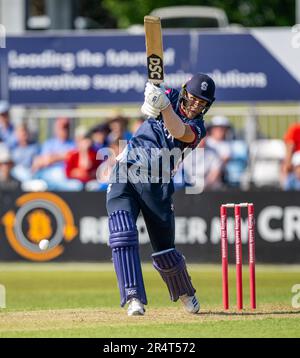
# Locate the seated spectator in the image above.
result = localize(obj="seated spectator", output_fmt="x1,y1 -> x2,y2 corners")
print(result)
11,123 -> 40,182
101,140 -> 122,181
32,117 -> 77,190
65,126 -> 100,186
107,116 -> 132,144
282,123 -> 300,180
88,140 -> 122,191
89,123 -> 110,151
0,144 -> 20,190
206,116 -> 232,164
0,101 -> 17,149
284,152 -> 300,190
201,141 -> 223,190
174,139 -> 223,191
224,140 -> 248,187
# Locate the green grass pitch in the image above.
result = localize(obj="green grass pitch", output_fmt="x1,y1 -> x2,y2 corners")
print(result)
0,263 -> 299,338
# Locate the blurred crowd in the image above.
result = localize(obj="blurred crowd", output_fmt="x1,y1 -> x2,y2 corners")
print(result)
0,100 -> 299,192
0,100 -> 138,192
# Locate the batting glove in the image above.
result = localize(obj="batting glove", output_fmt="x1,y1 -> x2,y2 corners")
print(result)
141,101 -> 161,118
144,82 -> 170,111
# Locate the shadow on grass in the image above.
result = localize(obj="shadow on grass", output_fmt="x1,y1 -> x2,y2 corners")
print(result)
202,310 -> 300,317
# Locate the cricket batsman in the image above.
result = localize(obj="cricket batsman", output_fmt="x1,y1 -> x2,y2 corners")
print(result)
107,73 -> 215,316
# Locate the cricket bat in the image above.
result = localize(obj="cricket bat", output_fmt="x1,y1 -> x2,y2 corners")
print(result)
144,16 -> 164,85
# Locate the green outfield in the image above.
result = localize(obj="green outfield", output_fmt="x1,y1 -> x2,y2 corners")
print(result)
0,263 -> 299,338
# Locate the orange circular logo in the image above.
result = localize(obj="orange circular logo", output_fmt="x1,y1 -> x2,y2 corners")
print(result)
2,193 -> 77,261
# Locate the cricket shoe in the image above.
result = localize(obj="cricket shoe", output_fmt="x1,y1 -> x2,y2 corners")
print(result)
127,298 -> 145,316
179,294 -> 200,314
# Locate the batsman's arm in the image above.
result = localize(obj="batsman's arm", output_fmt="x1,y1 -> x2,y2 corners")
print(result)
161,105 -> 196,143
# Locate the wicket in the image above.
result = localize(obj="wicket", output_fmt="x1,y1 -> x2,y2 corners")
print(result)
220,203 -> 256,310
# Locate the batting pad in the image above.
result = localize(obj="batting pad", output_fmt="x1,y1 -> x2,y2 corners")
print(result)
152,248 -> 196,301
109,210 -> 147,307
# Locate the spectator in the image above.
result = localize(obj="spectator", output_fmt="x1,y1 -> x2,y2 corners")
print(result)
11,123 -> 39,182
32,117 -> 76,190
206,116 -> 232,164
0,144 -> 20,190
201,140 -> 223,190
89,123 -> 110,151
283,123 -> 300,178
284,152 -> 300,190
0,101 -> 17,149
65,126 -> 100,186
174,139 -> 223,191
92,140 -> 122,191
107,116 -> 132,144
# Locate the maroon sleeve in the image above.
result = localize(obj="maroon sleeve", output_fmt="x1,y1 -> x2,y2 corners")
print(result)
185,123 -> 204,149
188,125 -> 199,147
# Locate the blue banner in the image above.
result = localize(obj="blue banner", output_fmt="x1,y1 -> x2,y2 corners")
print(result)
196,34 -> 300,101
0,30 -> 299,105
4,34 -> 191,105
